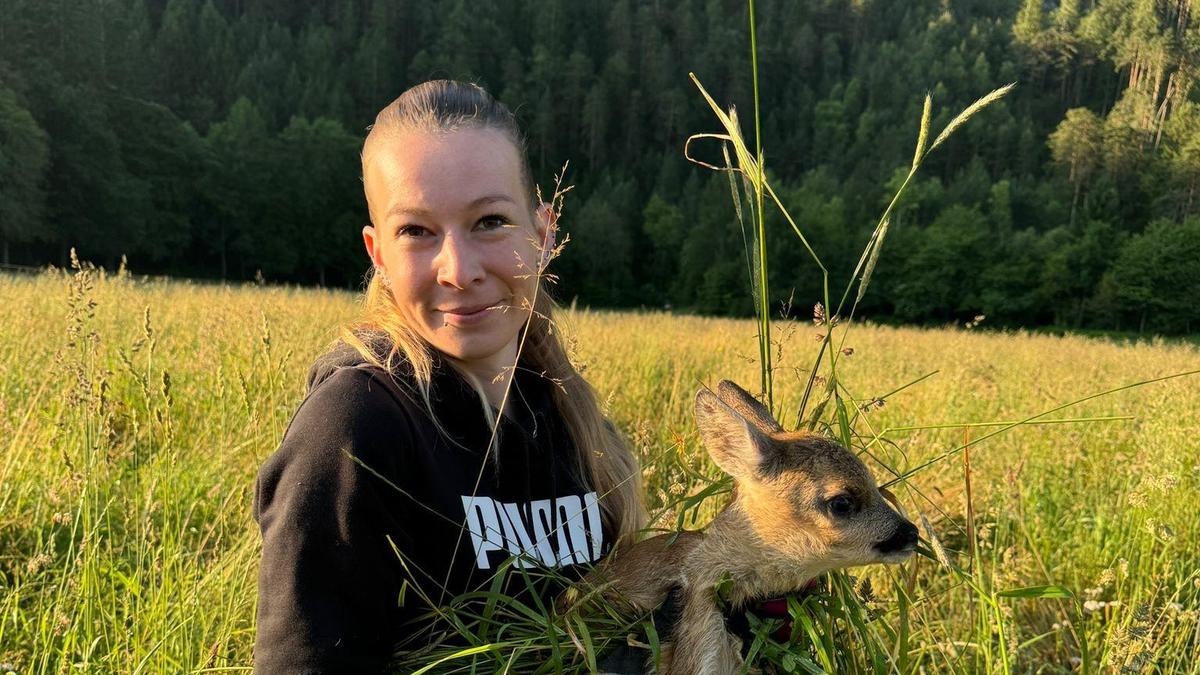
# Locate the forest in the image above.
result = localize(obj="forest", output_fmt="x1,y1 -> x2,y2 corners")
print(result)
2,0 -> 1199,334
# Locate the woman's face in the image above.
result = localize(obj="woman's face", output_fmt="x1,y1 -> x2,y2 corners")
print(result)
362,126 -> 549,370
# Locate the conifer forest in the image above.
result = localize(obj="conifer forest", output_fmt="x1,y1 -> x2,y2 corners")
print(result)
2,0 -> 1199,334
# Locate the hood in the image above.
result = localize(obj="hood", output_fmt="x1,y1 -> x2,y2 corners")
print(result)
305,330 -> 396,393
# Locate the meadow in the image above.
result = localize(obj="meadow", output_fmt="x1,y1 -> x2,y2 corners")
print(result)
1,265 -> 1198,674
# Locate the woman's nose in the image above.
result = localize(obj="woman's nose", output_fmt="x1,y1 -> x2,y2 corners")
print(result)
434,232 -> 485,288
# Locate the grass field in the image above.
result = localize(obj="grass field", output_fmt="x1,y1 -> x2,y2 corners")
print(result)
1,267 -> 1198,674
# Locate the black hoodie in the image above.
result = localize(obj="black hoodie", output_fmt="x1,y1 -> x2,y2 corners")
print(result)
253,337 -> 610,673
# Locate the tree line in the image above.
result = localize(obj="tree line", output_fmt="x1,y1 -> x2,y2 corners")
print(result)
2,0 -> 1198,333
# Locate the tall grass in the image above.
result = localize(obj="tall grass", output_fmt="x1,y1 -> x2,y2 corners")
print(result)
3,14 -> 1200,673
0,262 -> 337,674
2,267 -> 1199,672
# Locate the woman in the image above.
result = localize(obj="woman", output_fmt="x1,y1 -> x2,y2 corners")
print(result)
253,80 -> 647,673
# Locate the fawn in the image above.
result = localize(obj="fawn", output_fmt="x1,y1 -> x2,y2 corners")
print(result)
567,380 -> 918,674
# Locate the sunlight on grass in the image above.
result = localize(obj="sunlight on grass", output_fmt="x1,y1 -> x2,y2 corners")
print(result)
0,267 -> 1197,672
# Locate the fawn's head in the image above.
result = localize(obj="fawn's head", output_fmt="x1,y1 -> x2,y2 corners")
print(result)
696,381 -> 918,569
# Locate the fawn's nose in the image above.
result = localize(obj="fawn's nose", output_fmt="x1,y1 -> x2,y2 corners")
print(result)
874,520 -> 919,554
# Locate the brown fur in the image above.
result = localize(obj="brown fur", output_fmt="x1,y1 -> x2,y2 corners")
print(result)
564,381 -> 918,674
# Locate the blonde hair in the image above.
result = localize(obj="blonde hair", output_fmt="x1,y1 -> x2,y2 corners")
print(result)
343,80 -> 647,547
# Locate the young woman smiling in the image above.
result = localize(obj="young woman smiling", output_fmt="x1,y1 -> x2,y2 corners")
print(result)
252,80 -> 647,672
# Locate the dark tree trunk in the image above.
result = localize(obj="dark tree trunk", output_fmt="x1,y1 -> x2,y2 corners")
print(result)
1070,180 -> 1080,228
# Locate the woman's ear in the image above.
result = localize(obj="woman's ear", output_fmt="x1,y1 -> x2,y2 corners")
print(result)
534,201 -> 557,237
362,224 -> 383,269
534,201 -> 557,261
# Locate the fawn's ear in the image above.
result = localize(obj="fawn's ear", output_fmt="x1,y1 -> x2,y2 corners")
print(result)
716,380 -> 784,434
695,388 -> 772,480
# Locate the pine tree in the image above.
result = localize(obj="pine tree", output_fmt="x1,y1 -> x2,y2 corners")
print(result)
1049,108 -> 1104,226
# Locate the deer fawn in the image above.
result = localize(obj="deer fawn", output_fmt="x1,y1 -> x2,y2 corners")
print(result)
567,380 -> 918,674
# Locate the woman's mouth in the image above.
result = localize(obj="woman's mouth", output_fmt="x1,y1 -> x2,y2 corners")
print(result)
439,302 -> 501,326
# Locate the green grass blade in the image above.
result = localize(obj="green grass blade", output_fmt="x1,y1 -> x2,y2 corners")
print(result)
995,585 -> 1074,600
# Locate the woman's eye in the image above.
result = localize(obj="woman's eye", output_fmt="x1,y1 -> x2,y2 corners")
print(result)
828,495 -> 856,517
477,214 -> 510,230
396,224 -> 428,238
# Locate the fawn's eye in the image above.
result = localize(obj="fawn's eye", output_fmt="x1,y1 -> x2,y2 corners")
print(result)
828,494 -> 856,518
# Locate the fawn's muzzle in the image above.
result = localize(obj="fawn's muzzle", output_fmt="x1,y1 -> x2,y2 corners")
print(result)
873,520 -> 919,555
